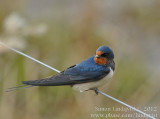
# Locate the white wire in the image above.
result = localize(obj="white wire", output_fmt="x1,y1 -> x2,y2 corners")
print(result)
0,42 -> 60,73
0,41 -> 156,119
96,90 -> 156,119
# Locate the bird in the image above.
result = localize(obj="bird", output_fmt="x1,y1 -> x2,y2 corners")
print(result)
8,46 -> 115,94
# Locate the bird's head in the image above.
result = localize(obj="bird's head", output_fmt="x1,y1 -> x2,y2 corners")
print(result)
94,46 -> 114,65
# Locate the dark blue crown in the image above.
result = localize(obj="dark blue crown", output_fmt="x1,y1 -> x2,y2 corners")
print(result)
96,46 -> 114,59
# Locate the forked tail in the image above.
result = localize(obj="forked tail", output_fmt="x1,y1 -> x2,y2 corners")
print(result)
6,85 -> 35,92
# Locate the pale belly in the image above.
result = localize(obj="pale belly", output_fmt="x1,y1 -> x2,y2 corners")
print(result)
72,67 -> 114,92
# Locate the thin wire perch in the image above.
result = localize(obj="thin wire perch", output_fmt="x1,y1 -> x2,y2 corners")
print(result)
0,41 -> 156,119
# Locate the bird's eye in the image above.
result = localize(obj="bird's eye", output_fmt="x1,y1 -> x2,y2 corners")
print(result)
101,53 -> 110,57
101,53 -> 107,57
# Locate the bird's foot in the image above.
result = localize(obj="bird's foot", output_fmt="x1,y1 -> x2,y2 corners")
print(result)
90,88 -> 99,95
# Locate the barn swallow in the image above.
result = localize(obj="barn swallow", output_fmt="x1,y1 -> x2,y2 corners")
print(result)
8,46 -> 115,93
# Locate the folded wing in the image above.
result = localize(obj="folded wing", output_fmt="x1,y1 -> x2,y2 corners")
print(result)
22,57 -> 110,86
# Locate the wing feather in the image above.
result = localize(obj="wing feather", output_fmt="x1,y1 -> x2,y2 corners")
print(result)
22,56 -> 110,86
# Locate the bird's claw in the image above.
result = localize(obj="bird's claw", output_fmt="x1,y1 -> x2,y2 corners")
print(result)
90,88 -> 99,95
94,89 -> 99,95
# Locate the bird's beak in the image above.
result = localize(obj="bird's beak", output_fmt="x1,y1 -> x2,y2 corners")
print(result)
95,55 -> 101,58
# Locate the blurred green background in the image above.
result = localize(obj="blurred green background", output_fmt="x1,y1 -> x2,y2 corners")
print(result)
0,0 -> 160,119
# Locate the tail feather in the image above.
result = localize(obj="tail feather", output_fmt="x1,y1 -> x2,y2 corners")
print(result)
6,85 -> 34,92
